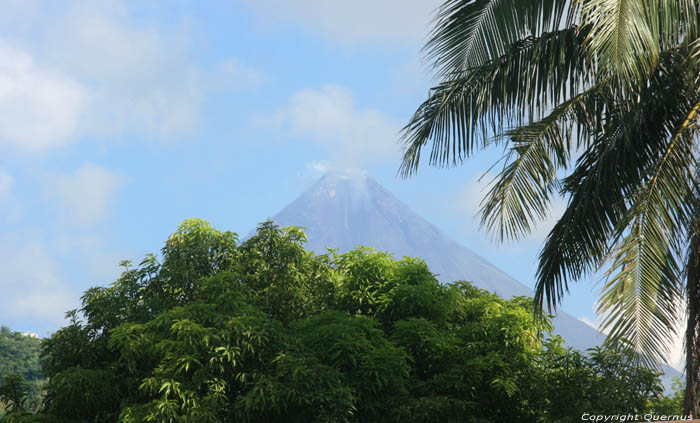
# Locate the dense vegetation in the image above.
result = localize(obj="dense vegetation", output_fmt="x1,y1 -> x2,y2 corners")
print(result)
0,327 -> 44,413
0,219 -> 686,422
400,0 -> 700,414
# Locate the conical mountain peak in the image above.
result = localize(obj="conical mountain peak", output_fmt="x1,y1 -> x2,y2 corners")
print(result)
275,171 -> 529,296
266,172 -> 605,351
257,171 -> 680,387
298,170 -> 395,212
314,169 -> 379,196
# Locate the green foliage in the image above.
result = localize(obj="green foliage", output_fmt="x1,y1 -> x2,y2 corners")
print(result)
0,329 -> 42,382
401,0 -> 700,385
0,328 -> 44,414
648,377 -> 686,416
0,374 -> 30,414
27,219 -> 679,422
538,338 -> 667,422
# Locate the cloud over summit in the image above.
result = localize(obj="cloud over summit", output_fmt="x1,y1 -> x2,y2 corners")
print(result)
268,84 -> 400,168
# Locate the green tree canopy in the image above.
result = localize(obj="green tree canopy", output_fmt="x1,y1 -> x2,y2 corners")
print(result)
9,219 -> 674,422
400,0 -> 700,414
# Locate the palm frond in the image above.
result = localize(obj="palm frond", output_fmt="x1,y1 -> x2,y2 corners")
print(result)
534,114 -> 632,312
579,0 -> 699,84
579,0 -> 658,83
479,86 -> 604,241
426,0 -> 571,76
534,50 -> 696,312
597,75 -> 700,366
400,27 -> 592,177
652,0 -> 699,47
598,220 -> 685,367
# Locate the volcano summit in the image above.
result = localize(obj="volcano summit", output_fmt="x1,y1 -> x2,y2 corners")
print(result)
263,170 -> 604,351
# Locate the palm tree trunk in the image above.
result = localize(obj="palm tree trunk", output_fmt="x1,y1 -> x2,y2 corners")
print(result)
685,223 -> 700,416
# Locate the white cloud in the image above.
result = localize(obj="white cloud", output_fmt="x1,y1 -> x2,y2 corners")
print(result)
212,58 -> 266,91
0,168 -> 21,220
0,40 -> 88,153
0,1 -> 263,152
0,168 -> 12,200
0,237 -> 76,325
306,160 -> 331,173
269,84 -> 401,167
43,5 -> 206,138
48,163 -> 124,225
0,230 -> 127,334
53,233 -> 127,283
247,0 -> 442,46
0,0 -> 41,26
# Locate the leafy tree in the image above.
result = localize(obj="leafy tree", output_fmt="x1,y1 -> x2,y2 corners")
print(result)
649,377 -> 686,416
0,373 -> 47,422
400,0 -> 700,414
0,374 -> 29,414
538,338 -> 665,422
27,219 -> 676,422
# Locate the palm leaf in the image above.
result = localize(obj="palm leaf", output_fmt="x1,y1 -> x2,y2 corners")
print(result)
425,0 -> 571,76
647,0 -> 699,49
400,27 -> 592,176
479,85 -> 605,241
597,71 -> 700,366
534,50 -> 695,311
599,219 -> 685,367
578,0 -> 658,83
578,0 -> 698,85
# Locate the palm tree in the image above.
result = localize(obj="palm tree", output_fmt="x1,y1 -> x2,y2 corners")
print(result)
400,0 -> 700,414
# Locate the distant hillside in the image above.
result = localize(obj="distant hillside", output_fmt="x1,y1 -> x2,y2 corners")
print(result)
0,326 -> 44,410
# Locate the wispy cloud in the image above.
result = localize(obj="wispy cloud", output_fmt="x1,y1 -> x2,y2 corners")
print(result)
43,3 -> 261,140
0,0 -> 264,153
0,168 -> 12,200
0,40 -> 88,153
0,235 -> 77,327
0,0 -> 41,26
0,167 -> 21,220
306,160 -> 331,174
44,163 -> 125,225
246,0 -> 441,46
267,84 -> 400,168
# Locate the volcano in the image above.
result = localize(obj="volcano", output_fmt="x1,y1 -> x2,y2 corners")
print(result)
258,169 -> 680,385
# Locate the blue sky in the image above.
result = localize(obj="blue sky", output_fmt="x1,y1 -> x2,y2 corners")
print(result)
0,0 -> 613,350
